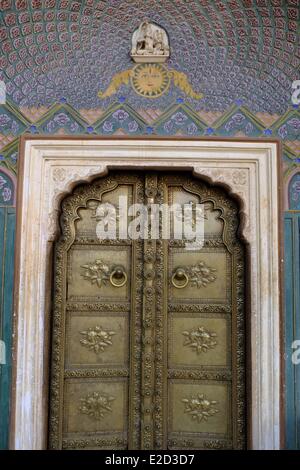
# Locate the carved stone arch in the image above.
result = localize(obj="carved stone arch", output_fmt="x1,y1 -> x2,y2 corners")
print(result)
48,165 -> 251,245
47,165 -> 109,241
182,173 -> 243,251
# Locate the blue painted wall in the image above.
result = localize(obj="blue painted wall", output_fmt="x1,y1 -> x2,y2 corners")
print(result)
285,212 -> 300,449
0,207 -> 15,449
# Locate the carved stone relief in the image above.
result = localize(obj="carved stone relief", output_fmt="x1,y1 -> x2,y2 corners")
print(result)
131,21 -> 170,63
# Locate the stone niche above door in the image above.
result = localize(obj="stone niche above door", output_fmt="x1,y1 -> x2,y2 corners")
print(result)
11,137 -> 282,450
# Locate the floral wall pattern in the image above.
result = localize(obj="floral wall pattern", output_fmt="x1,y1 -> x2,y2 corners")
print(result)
289,172 -> 300,209
0,0 -> 299,195
0,170 -> 14,205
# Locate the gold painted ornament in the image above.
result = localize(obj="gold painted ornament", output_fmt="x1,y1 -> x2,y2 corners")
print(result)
131,64 -> 170,98
98,63 -> 203,100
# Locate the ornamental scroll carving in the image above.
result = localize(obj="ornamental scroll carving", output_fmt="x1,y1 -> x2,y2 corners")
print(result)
192,166 -> 251,243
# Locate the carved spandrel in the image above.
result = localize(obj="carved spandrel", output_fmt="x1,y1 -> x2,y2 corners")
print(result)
47,165 -> 108,241
192,166 -> 251,243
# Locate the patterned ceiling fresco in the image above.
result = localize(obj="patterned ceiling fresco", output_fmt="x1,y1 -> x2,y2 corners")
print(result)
0,0 -> 299,206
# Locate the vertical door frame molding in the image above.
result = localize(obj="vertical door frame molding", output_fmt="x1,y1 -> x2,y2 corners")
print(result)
11,137 -> 283,450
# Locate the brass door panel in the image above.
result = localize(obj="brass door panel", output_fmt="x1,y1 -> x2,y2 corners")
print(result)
65,313 -> 129,368
49,173 -> 144,450
157,175 -> 245,450
169,381 -> 231,436
168,313 -> 231,368
67,246 -> 131,302
169,249 -> 231,303
49,171 -> 246,450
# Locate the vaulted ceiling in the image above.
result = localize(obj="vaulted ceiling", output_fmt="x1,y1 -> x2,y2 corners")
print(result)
0,0 -> 299,112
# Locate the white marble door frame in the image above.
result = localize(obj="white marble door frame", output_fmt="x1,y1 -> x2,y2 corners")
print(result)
10,137 -> 283,449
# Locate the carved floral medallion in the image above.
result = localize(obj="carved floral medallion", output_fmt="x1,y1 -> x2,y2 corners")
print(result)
79,392 -> 115,421
182,326 -> 217,355
182,394 -> 219,423
80,326 -> 116,354
187,262 -> 217,288
81,259 -> 127,288
81,259 -> 110,287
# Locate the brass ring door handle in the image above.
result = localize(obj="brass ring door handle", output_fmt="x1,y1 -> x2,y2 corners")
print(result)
171,267 -> 189,289
110,266 -> 127,287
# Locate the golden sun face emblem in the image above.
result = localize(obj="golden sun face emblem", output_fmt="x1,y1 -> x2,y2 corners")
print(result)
130,63 -> 170,98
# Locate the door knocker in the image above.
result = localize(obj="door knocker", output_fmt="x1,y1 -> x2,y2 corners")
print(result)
171,267 -> 189,289
110,266 -> 128,287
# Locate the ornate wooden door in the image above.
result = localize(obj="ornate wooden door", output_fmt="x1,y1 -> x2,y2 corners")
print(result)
49,171 -> 246,450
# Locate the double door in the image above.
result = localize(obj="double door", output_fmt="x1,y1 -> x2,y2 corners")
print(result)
49,171 -> 246,449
